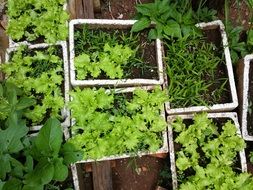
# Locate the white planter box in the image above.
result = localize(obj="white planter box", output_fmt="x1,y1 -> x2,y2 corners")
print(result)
237,54 -> 253,141
165,20 -> 238,115
167,112 -> 247,190
69,86 -> 168,163
5,41 -> 70,130
69,19 -> 164,87
8,3 -> 68,48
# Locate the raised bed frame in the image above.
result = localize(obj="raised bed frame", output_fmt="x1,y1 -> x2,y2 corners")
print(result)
69,19 -> 164,87
237,54 -> 253,141
5,41 -> 70,131
165,20 -> 238,115
68,86 -> 168,163
167,112 -> 247,190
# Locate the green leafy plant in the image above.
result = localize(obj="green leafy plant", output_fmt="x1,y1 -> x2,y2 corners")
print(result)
1,45 -> 64,125
131,0 -> 200,40
68,86 -> 168,160
165,36 -> 227,108
75,43 -> 134,79
74,25 -> 156,79
7,0 -> 68,43
0,82 -> 82,190
171,113 -> 253,189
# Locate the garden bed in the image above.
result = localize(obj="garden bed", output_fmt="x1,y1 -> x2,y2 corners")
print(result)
68,86 -> 168,163
3,41 -> 70,128
164,20 -> 238,114
167,112 -> 247,189
69,19 -> 164,87
237,54 -> 253,141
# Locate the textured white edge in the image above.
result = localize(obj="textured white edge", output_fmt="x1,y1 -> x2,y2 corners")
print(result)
5,41 -> 70,132
68,85 -> 168,163
241,54 -> 253,141
8,3 -> 68,48
69,19 -> 164,87
166,20 -> 238,115
167,112 -> 247,190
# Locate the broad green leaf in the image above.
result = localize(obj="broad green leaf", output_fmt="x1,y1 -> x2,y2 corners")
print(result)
16,97 -> 36,110
60,142 -> 83,165
148,29 -> 158,40
0,154 -> 11,179
24,158 -> 54,186
34,117 -> 62,157
2,178 -> 22,190
163,20 -> 182,38
52,158 -> 68,181
131,17 -> 151,32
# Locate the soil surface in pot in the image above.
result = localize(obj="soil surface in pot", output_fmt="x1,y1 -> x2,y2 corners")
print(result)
247,61 -> 253,136
81,155 -> 171,190
95,0 -> 154,19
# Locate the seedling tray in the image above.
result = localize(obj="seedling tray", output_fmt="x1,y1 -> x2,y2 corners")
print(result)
165,20 -> 238,115
5,41 -> 70,130
69,19 -> 164,87
69,86 -> 168,163
237,54 -> 253,141
167,112 -> 247,190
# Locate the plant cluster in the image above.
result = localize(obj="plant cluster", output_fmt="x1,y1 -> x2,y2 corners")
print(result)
7,0 -> 68,43
131,0 -> 217,39
74,26 -> 156,79
171,113 -> 253,189
75,43 -> 134,79
165,36 -> 227,108
0,82 -> 81,190
1,46 -> 64,125
68,86 -> 168,160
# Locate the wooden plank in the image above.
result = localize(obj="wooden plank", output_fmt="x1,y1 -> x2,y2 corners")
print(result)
75,164 -> 86,190
92,161 -> 113,190
83,0 -> 94,18
93,0 -> 101,13
68,0 -> 76,19
75,0 -> 85,18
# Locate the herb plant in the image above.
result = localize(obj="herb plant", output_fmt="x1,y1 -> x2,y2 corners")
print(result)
68,86 -> 168,160
1,45 -> 64,125
171,113 -> 253,189
165,36 -> 227,108
0,82 -> 81,190
74,26 -> 157,79
7,0 -> 68,43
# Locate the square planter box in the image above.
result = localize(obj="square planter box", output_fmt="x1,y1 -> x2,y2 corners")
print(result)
8,3 -> 68,47
4,41 -> 70,130
69,86 -> 168,163
69,19 -> 164,87
237,54 -> 253,141
167,112 -> 247,190
165,20 -> 238,115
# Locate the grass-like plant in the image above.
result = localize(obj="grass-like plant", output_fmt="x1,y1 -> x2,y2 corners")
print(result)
165,36 -> 228,108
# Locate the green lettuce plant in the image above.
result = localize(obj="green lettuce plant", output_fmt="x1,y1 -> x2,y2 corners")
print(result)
1,46 -> 64,125
7,0 -> 68,43
68,86 -> 168,160
171,113 -> 253,189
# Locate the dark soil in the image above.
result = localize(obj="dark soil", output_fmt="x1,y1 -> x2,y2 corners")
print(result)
245,141 -> 253,174
74,27 -> 158,80
247,62 -> 253,135
95,0 -> 154,19
80,155 -> 171,190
